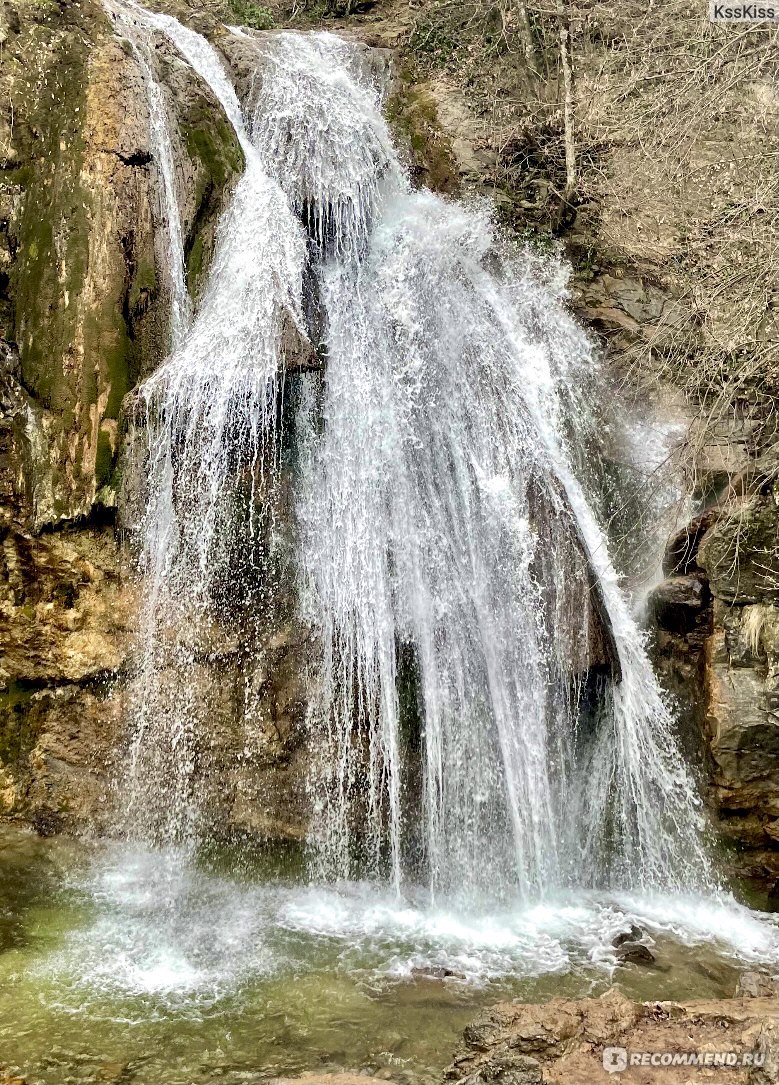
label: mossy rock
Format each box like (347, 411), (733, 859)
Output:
(385, 75), (459, 195)
(3, 0), (139, 520)
(181, 101), (244, 302)
(699, 496), (779, 605)
(0, 681), (40, 771)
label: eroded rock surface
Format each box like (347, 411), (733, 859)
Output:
(448, 990), (779, 1085)
(651, 467), (779, 884)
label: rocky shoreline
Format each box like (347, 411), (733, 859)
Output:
(264, 986), (779, 1085)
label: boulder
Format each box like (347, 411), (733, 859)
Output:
(648, 574), (708, 636)
(735, 971), (779, 998)
(614, 942), (656, 966)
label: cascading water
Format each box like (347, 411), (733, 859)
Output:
(248, 32), (711, 903)
(112, 0), (307, 845)
(14, 16), (774, 1080)
(105, 0), (192, 348)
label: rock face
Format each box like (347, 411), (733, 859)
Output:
(0, 0), (299, 837)
(448, 991), (779, 1085)
(1, 0), (244, 525)
(651, 455), (779, 884)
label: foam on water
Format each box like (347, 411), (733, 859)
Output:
(42, 850), (779, 1005)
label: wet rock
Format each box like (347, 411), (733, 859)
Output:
(268, 1075), (402, 1085)
(0, 0), (311, 844)
(410, 965), (466, 980)
(649, 574), (709, 635)
(698, 497), (779, 606)
(768, 878), (779, 912)
(614, 941), (656, 966)
(663, 508), (721, 576)
(0, 1069), (27, 1085)
(454, 1056), (543, 1085)
(612, 924), (643, 947)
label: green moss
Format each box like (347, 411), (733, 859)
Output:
(183, 115), (244, 192)
(94, 428), (115, 489)
(186, 232), (206, 299)
(385, 78), (459, 195)
(0, 682), (38, 767)
(128, 253), (157, 316)
(0, 0), (165, 520)
(182, 109), (243, 300)
(13, 30), (92, 410)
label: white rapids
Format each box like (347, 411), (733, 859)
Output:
(41, 847), (779, 1003)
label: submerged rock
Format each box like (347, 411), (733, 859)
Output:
(612, 924), (644, 947)
(614, 941), (656, 966)
(269, 1076), (402, 1085)
(410, 964), (466, 981)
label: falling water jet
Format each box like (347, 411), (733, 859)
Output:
(21, 14), (777, 1048)
(111, 0), (309, 849)
(245, 33), (716, 905)
(103, 0), (192, 348)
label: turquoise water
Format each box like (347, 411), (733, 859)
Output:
(1, 826), (778, 1084)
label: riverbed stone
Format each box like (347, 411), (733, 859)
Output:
(448, 992), (779, 1084)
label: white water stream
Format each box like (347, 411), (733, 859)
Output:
(255, 32), (710, 902)
(52, 2), (779, 1031)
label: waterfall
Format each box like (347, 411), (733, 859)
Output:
(247, 33), (712, 903)
(29, 9), (778, 1039)
(104, 0), (191, 348)
(111, 11), (709, 895)
(112, 1), (307, 845)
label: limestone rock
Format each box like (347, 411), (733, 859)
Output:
(698, 497), (779, 606)
(1, 0), (243, 526)
(448, 993), (779, 1084)
(657, 491), (779, 883)
(703, 604), (779, 860)
(735, 971), (779, 999)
